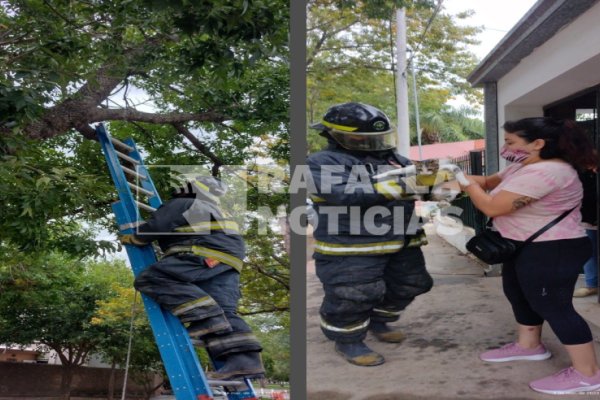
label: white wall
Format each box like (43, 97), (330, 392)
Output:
(494, 1), (600, 150)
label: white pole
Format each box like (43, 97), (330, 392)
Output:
(395, 8), (410, 158)
(121, 291), (137, 400)
(410, 62), (423, 160)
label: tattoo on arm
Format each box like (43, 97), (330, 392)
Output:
(512, 196), (535, 210)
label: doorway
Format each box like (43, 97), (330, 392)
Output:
(545, 86), (600, 302)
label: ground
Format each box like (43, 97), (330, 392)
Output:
(306, 224), (600, 400)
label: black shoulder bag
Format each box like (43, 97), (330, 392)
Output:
(466, 207), (575, 265)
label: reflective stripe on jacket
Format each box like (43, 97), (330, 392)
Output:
(307, 144), (425, 255)
(133, 196), (245, 266)
(163, 245), (244, 272)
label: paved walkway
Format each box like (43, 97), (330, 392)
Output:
(306, 224), (600, 400)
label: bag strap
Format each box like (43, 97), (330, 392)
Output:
(523, 207), (576, 244)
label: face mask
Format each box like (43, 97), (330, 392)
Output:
(500, 146), (530, 163)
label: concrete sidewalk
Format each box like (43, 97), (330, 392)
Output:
(306, 224), (600, 400)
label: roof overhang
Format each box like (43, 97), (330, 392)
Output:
(467, 0), (600, 86)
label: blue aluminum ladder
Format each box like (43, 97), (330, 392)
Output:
(96, 124), (258, 400)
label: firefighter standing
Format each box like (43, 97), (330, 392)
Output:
(120, 176), (264, 380)
(307, 102), (434, 366)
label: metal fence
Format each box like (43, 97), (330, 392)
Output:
(449, 150), (488, 234)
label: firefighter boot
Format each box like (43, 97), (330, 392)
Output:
(334, 341), (385, 366)
(209, 352), (266, 380)
(369, 321), (406, 343)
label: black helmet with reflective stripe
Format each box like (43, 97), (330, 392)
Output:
(173, 175), (227, 203)
(310, 102), (396, 151)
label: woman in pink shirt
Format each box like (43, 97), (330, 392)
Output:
(461, 117), (599, 395)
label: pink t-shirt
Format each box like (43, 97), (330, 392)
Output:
(490, 161), (585, 242)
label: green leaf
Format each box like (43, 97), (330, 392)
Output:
(19, 206), (33, 217)
(36, 176), (51, 188)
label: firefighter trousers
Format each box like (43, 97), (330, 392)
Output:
(134, 253), (262, 359)
(315, 247), (433, 343)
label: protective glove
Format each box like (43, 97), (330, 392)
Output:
(429, 183), (461, 202)
(416, 170), (455, 187)
(373, 160), (463, 199)
(372, 164), (416, 180)
(373, 176), (428, 199)
(373, 160), (455, 186)
(118, 234), (148, 246)
(438, 163), (471, 187)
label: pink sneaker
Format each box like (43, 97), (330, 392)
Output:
(529, 367), (600, 395)
(479, 342), (551, 362)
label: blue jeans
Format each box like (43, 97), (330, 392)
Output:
(583, 229), (598, 288)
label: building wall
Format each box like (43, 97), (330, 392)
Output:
(0, 350), (38, 363)
(0, 362), (161, 398)
(494, 0), (600, 153)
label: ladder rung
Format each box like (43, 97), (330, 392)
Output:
(109, 136), (135, 153)
(116, 151), (140, 165)
(122, 165), (147, 180)
(208, 379), (245, 387)
(136, 201), (156, 212)
(119, 221), (145, 231)
(128, 182), (155, 197)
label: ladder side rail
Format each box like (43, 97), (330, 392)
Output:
(223, 380), (258, 400)
(96, 124), (141, 221)
(122, 138), (163, 210)
(112, 135), (212, 395)
(97, 123), (214, 400)
(99, 125), (259, 400)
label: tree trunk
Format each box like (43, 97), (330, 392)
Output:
(146, 377), (165, 400)
(60, 365), (75, 400)
(107, 361), (116, 400)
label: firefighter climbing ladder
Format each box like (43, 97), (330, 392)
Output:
(96, 123), (258, 400)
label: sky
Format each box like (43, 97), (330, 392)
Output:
(440, 0), (539, 109)
(443, 0), (539, 61)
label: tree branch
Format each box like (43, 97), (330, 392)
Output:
(240, 306), (289, 316)
(92, 108), (226, 125)
(245, 262), (289, 290)
(5, 36), (168, 140)
(172, 123), (224, 174)
(74, 122), (98, 141)
(306, 31), (328, 68)
(307, 19), (360, 67)
(42, 0), (76, 26)
(270, 253), (289, 268)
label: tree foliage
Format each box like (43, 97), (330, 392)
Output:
(92, 283), (165, 399)
(307, 0), (484, 151)
(248, 313), (289, 382)
(0, 252), (135, 397)
(1, 0), (288, 139)
(0, 0), (290, 384)
(1, 0), (289, 242)
(0, 134), (117, 254)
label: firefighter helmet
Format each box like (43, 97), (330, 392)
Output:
(310, 102), (396, 151)
(174, 175), (227, 202)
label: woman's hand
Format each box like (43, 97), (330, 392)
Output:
(438, 163), (472, 187)
(459, 177), (478, 190)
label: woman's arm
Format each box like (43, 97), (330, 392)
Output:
(441, 163), (533, 217)
(464, 174), (502, 191)
(463, 183), (537, 217)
